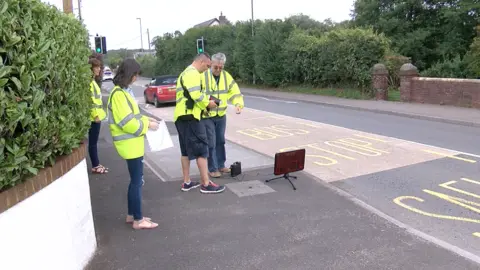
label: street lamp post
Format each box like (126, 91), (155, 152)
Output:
(77, 0), (82, 20)
(251, 0), (254, 37)
(251, 0), (256, 84)
(136, 18), (144, 52)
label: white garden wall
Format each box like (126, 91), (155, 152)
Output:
(0, 159), (96, 270)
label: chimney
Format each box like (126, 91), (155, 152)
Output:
(219, 12), (227, 24)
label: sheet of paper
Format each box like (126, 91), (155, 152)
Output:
(145, 120), (174, 152)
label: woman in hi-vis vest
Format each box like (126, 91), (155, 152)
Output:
(108, 59), (160, 230)
(88, 58), (108, 174)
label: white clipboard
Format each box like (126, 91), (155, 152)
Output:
(145, 120), (174, 152)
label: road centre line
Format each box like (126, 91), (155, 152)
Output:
(243, 107), (480, 160)
(246, 95), (298, 104)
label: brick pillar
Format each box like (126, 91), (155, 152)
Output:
(399, 63), (418, 102)
(372, 63), (389, 100)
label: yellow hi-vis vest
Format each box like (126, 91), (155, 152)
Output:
(200, 69), (244, 118)
(173, 65), (209, 122)
(107, 86), (149, 160)
(90, 80), (107, 122)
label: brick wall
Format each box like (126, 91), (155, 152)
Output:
(0, 142), (87, 213)
(371, 63), (480, 108)
(409, 77), (480, 108)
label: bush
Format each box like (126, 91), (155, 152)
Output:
(137, 54), (156, 78)
(383, 54), (411, 87)
(0, 0), (92, 190)
(253, 19), (294, 86)
(154, 16), (391, 89)
(465, 37), (480, 78)
(285, 27), (390, 88)
(420, 55), (471, 78)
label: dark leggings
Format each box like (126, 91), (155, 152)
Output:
(126, 156), (144, 221)
(88, 122), (101, 167)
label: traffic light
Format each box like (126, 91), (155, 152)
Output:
(101, 36), (107, 54)
(196, 37), (205, 54)
(94, 36), (107, 54)
(95, 36), (102, 53)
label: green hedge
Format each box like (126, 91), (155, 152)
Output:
(154, 17), (391, 89)
(465, 37), (480, 78)
(0, 0), (92, 190)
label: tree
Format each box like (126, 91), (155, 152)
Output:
(352, 0), (479, 70)
(152, 15), (390, 88)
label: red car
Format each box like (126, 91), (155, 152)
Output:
(143, 75), (178, 107)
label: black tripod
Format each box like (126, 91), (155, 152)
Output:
(265, 173), (297, 190)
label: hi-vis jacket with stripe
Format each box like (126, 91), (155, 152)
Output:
(90, 80), (107, 122)
(173, 65), (210, 122)
(200, 69), (244, 118)
(107, 86), (149, 159)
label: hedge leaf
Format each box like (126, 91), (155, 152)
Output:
(0, 0), (92, 190)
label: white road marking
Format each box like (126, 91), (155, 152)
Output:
(246, 95), (298, 104)
(144, 159), (166, 182)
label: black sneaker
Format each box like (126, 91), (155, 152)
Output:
(181, 181), (201, 191)
(200, 181), (226, 194)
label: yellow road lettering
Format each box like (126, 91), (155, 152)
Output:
(258, 127), (295, 137)
(325, 140), (383, 156)
(304, 143), (356, 160)
(310, 155), (338, 166)
(473, 232), (480, 237)
(337, 138), (389, 154)
(279, 146), (338, 166)
(393, 196), (480, 224)
(423, 150), (476, 163)
(423, 189), (480, 214)
(439, 181), (480, 199)
(237, 129), (278, 140)
(270, 125), (310, 135)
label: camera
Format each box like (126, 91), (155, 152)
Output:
(230, 161), (242, 177)
(206, 96), (221, 113)
(210, 96), (221, 106)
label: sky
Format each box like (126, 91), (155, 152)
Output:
(41, 0), (355, 50)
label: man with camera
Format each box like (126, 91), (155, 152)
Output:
(174, 53), (226, 194)
(201, 53), (245, 178)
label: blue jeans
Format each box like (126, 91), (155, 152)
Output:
(88, 122), (101, 167)
(204, 115), (227, 172)
(126, 156), (144, 221)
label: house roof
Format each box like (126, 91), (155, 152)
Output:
(193, 18), (219, 28)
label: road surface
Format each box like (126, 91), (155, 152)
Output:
(102, 80), (480, 265)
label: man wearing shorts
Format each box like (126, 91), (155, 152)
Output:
(174, 53), (226, 194)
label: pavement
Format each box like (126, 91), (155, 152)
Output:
(84, 80), (480, 269)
